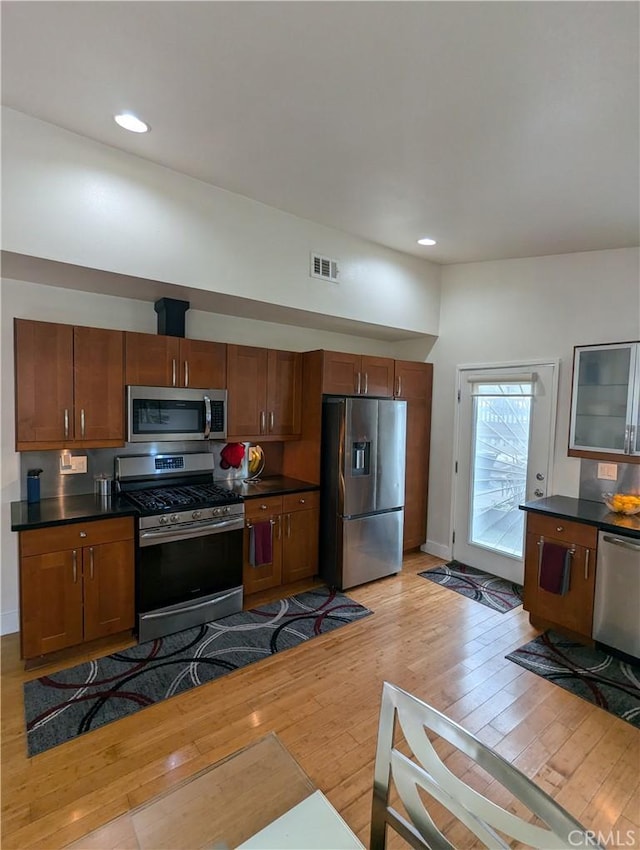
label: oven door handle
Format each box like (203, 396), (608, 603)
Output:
(139, 517), (244, 547)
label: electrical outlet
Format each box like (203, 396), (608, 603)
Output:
(597, 462), (618, 481)
(60, 455), (88, 475)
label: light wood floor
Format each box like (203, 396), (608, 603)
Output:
(2, 552), (639, 849)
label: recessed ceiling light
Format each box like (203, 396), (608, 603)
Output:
(417, 237), (437, 246)
(114, 113), (150, 133)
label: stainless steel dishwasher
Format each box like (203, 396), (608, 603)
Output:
(593, 530), (640, 660)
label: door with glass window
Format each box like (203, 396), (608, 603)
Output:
(452, 363), (557, 583)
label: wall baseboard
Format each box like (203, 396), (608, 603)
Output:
(421, 540), (451, 561)
(1, 610), (19, 637)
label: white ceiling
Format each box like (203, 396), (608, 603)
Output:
(2, 1), (638, 265)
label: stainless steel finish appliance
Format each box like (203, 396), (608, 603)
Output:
(320, 397), (407, 590)
(127, 386), (226, 443)
(116, 452), (244, 642)
(593, 529), (640, 660)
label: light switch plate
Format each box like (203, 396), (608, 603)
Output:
(60, 455), (88, 475)
(597, 462), (618, 481)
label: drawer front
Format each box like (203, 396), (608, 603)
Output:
(525, 512), (598, 549)
(244, 495), (283, 521)
(282, 491), (320, 513)
(20, 517), (135, 557)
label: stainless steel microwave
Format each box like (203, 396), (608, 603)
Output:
(127, 386), (227, 443)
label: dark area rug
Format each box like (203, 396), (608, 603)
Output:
(506, 631), (640, 728)
(418, 561), (523, 613)
(24, 587), (372, 757)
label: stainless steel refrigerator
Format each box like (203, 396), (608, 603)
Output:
(320, 396), (407, 590)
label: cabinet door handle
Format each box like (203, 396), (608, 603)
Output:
(80, 409), (85, 438)
(299, 498), (305, 505)
(556, 526), (564, 533)
(584, 548), (589, 580)
(630, 425), (636, 454)
(72, 549), (78, 583)
(89, 547), (94, 579)
(356, 372), (361, 395)
(269, 411), (274, 432)
(277, 515), (282, 540)
(624, 425), (631, 454)
(287, 513), (291, 537)
(364, 372), (368, 394)
(184, 361), (189, 387)
(260, 411), (266, 434)
(64, 408), (69, 438)
(79, 531), (87, 538)
(172, 358), (177, 387)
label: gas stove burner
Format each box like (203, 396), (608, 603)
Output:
(124, 482), (242, 514)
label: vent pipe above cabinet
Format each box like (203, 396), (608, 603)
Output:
(154, 298), (190, 337)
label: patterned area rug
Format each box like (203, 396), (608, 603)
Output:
(24, 587), (372, 757)
(506, 631), (640, 728)
(418, 561), (523, 613)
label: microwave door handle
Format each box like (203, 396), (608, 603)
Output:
(203, 395), (212, 439)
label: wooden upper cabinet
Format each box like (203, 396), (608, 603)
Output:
(322, 351), (361, 395)
(394, 360), (433, 401)
(227, 345), (269, 438)
(124, 332), (180, 387)
(15, 319), (74, 447)
(181, 338), (227, 389)
(227, 344), (301, 440)
(124, 332), (226, 389)
(267, 350), (302, 437)
(15, 319), (124, 450)
(73, 326), (124, 443)
(361, 356), (394, 397)
(321, 351), (394, 397)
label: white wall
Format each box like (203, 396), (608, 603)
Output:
(425, 247), (640, 559)
(0, 277), (432, 635)
(2, 107), (441, 338)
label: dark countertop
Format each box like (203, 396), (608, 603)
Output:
(10, 476), (319, 532)
(11, 494), (138, 532)
(520, 495), (640, 540)
(226, 476), (319, 499)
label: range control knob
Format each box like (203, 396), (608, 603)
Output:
(223, 506), (230, 515)
(170, 514), (179, 523)
(192, 510), (202, 520)
(213, 507), (222, 516)
(159, 516), (169, 525)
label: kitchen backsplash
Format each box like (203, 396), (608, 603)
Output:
(579, 459), (640, 502)
(19, 441), (252, 500)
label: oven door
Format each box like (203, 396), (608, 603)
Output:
(137, 518), (243, 642)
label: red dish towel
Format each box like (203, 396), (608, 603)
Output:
(539, 542), (571, 595)
(250, 521), (273, 567)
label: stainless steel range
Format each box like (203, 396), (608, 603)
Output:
(115, 452), (245, 643)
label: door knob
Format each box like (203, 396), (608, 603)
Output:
(536, 473), (545, 481)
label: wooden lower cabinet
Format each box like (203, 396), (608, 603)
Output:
(523, 512), (598, 640)
(243, 492), (319, 595)
(281, 492), (319, 584)
(19, 517), (135, 660)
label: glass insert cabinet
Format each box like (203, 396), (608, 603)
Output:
(569, 342), (640, 461)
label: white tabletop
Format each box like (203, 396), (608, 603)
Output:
(236, 790), (365, 850)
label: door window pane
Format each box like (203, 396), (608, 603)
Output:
(470, 384), (532, 557)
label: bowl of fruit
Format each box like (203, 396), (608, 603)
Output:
(603, 493), (640, 515)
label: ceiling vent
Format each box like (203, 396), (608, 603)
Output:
(310, 253), (339, 283)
